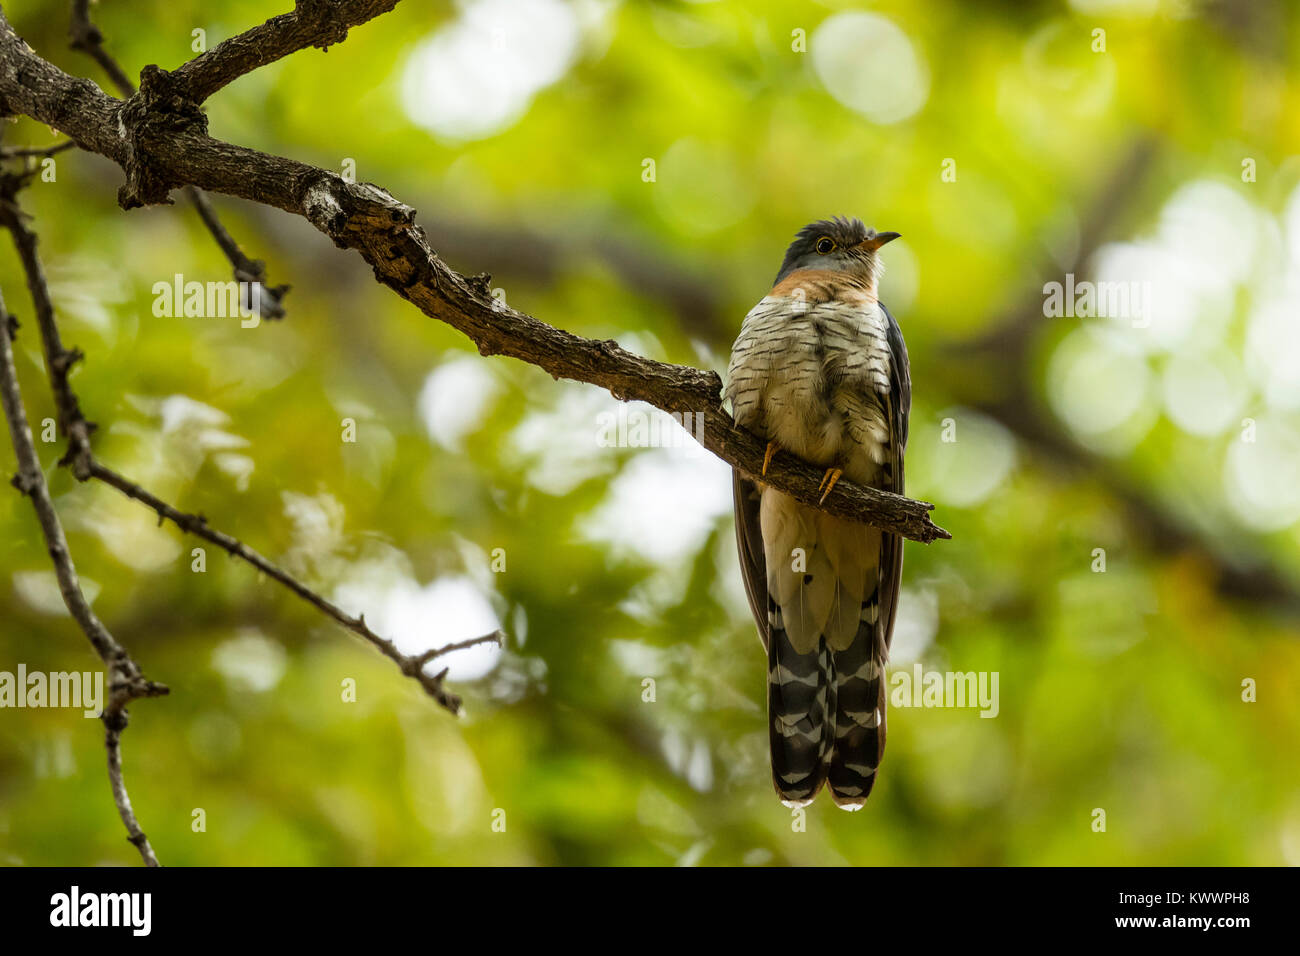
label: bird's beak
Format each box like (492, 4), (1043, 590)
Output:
(860, 231), (901, 252)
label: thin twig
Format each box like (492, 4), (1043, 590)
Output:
(0, 139), (76, 159)
(67, 0), (288, 318)
(67, 0), (134, 94)
(105, 720), (160, 867)
(90, 461), (502, 714)
(0, 289), (166, 867)
(0, 169), (492, 713)
(0, 170), (96, 477)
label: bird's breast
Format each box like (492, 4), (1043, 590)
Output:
(726, 294), (892, 482)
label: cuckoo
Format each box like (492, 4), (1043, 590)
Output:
(725, 216), (910, 810)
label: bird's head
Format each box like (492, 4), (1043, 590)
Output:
(773, 216), (900, 290)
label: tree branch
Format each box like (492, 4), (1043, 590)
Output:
(88, 461), (502, 714)
(0, 168), (96, 477)
(0, 165), (497, 714)
(66, 0), (288, 318)
(0, 288), (166, 867)
(67, 0), (133, 94)
(0, 8), (950, 543)
(171, 0), (401, 103)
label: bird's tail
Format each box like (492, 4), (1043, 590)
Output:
(767, 597), (834, 807)
(827, 591), (887, 810)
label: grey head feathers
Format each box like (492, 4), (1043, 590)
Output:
(773, 216), (898, 287)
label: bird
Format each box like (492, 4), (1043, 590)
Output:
(724, 216), (910, 810)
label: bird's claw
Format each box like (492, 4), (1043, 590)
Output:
(817, 467), (843, 504)
(762, 441), (779, 477)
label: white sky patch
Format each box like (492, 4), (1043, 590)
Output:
(1223, 416), (1300, 532)
(887, 587), (939, 666)
(418, 356), (502, 451)
(580, 447), (733, 566)
(155, 394), (232, 437)
(1090, 181), (1264, 357)
(1286, 180), (1300, 273)
(400, 0), (580, 141)
(334, 568), (503, 681)
(1089, 241), (1205, 355)
(1246, 282), (1300, 412)
(711, 533), (751, 622)
(211, 630), (288, 694)
(812, 13), (929, 125)
(13, 571), (99, 616)
(44, 255), (132, 340)
(506, 382), (622, 496)
(1048, 328), (1151, 438)
(65, 493), (182, 573)
(1158, 181), (1261, 281)
(1161, 351), (1247, 437)
(926, 410), (1017, 509)
(608, 638), (671, 677)
(660, 729), (714, 793)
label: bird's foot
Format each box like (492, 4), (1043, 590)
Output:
(762, 441), (779, 477)
(817, 467), (843, 504)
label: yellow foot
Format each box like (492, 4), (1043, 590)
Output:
(762, 441), (779, 477)
(818, 467), (843, 504)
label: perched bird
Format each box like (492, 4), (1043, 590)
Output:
(725, 217), (910, 810)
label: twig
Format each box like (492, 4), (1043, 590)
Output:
(0, 170), (96, 477)
(0, 9), (950, 543)
(67, 0), (134, 94)
(0, 288), (166, 866)
(0, 169), (493, 713)
(89, 461), (502, 714)
(67, 0), (288, 318)
(0, 139), (76, 159)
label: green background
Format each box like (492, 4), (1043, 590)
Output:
(1, 0), (1298, 865)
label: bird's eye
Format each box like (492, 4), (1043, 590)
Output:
(815, 236), (835, 254)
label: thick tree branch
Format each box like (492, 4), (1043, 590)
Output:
(66, 0), (288, 318)
(0, 8), (950, 543)
(171, 0), (401, 103)
(0, 288), (166, 866)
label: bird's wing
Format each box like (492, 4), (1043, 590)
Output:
(877, 301), (911, 650)
(732, 469), (769, 653)
(826, 299), (910, 808)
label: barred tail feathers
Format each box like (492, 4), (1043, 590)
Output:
(827, 592), (886, 809)
(766, 598), (833, 807)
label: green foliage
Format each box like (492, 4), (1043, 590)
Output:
(0, 0), (1297, 865)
